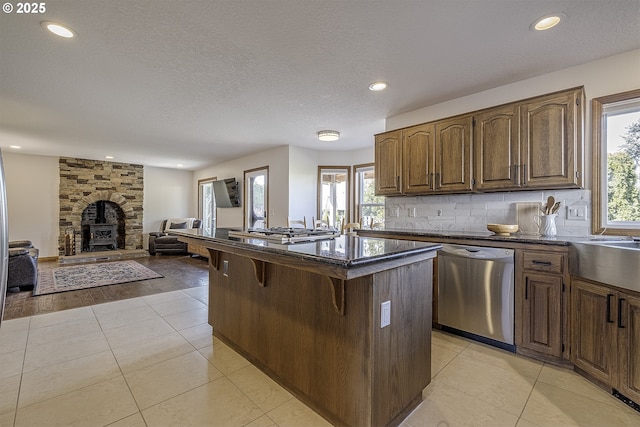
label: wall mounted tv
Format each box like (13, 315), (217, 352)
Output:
(213, 178), (241, 208)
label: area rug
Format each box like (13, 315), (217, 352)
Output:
(33, 260), (163, 296)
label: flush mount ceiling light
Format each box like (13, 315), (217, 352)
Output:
(317, 130), (340, 142)
(369, 81), (389, 91)
(105, 155), (114, 160)
(41, 21), (76, 38)
(530, 12), (566, 31)
(9, 145), (21, 149)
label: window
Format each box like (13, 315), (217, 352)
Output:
(244, 167), (268, 229)
(198, 177), (216, 234)
(317, 166), (350, 229)
(592, 89), (640, 236)
(354, 164), (385, 228)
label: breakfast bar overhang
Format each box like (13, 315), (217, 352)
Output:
(174, 229), (441, 427)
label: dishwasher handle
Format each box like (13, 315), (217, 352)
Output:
(439, 244), (514, 262)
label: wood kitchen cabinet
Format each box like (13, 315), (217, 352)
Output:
(475, 87), (584, 191)
(572, 277), (640, 404)
(375, 115), (472, 195)
(516, 249), (568, 360)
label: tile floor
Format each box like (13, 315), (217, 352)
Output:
(1, 286), (639, 427)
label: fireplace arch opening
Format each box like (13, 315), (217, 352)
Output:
(81, 200), (125, 252)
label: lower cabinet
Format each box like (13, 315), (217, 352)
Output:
(516, 249), (567, 359)
(572, 277), (640, 404)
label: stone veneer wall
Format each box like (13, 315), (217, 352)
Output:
(58, 157), (144, 255)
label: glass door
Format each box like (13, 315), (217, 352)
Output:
(317, 166), (350, 230)
(198, 178), (216, 233)
(244, 167), (268, 229)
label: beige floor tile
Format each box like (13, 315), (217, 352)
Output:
(149, 297), (207, 317)
(182, 286), (209, 301)
(0, 374), (20, 416)
(95, 304), (161, 331)
(124, 350), (223, 409)
(28, 306), (95, 330)
(142, 377), (264, 427)
(18, 350), (121, 408)
(433, 353), (536, 416)
(406, 380), (519, 427)
(0, 348), (25, 380)
(431, 330), (471, 353)
(0, 411), (15, 427)
(521, 381), (640, 426)
(104, 316), (174, 349)
(15, 376), (138, 427)
(27, 316), (102, 347)
(106, 412), (147, 427)
(0, 317), (30, 333)
(142, 290), (191, 305)
(536, 363), (618, 406)
(91, 297), (149, 317)
(0, 324), (29, 356)
(267, 397), (333, 427)
(22, 331), (110, 372)
(515, 418), (542, 427)
(461, 342), (543, 380)
(243, 414), (277, 427)
(227, 365), (293, 412)
(162, 306), (208, 331)
(178, 323), (214, 349)
(111, 331), (195, 374)
(430, 342), (458, 378)
(198, 339), (251, 375)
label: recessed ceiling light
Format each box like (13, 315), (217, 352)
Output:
(530, 13), (566, 31)
(369, 81), (389, 91)
(105, 155), (114, 160)
(9, 145), (21, 149)
(317, 130), (340, 142)
(41, 21), (76, 38)
(177, 164), (184, 168)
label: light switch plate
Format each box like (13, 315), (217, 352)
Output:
(381, 300), (391, 328)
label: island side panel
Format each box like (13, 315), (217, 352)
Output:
(371, 260), (433, 427)
(208, 251), (375, 427)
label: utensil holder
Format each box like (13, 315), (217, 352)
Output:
(534, 214), (558, 237)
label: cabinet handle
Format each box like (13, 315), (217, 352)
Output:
(396, 176), (400, 189)
(513, 164), (518, 184)
(430, 172), (434, 189)
(618, 298), (626, 329)
(606, 294), (614, 323)
(436, 172), (441, 190)
(532, 260), (552, 266)
(525, 277), (529, 300)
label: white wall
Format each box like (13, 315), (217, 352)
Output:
(2, 152), (196, 256)
(3, 152), (59, 256)
(194, 146), (290, 228)
(383, 49), (640, 236)
(143, 166), (195, 246)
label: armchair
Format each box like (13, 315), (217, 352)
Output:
(148, 218), (202, 255)
(7, 240), (39, 292)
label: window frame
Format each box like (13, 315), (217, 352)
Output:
(591, 88), (640, 237)
(243, 166), (269, 229)
(198, 176), (217, 233)
(353, 163), (385, 228)
(317, 166), (351, 229)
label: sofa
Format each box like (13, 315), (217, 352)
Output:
(148, 218), (202, 255)
(7, 240), (39, 292)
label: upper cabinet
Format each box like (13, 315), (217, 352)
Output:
(375, 87), (585, 196)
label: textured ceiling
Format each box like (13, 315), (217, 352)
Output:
(1, 0), (639, 169)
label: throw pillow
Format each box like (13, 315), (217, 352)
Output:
(169, 222), (187, 229)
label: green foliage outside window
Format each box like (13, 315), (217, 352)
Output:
(608, 119), (640, 222)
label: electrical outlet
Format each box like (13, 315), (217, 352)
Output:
(381, 301), (391, 328)
(437, 209), (443, 216)
(409, 207), (416, 217)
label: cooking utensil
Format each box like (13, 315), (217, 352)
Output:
(546, 196), (555, 214)
(551, 201), (561, 214)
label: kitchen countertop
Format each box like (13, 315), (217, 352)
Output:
(170, 228), (442, 268)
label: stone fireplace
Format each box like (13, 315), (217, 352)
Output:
(58, 157), (144, 256)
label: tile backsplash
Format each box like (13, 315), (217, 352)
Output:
(385, 189), (592, 237)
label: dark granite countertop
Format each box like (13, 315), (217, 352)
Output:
(170, 228), (442, 268)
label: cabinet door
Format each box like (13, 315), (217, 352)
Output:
(617, 293), (640, 404)
(571, 278), (617, 386)
(434, 115), (473, 192)
(520, 88), (583, 189)
(521, 272), (562, 357)
(474, 104), (520, 191)
(375, 130), (403, 195)
(403, 124), (435, 194)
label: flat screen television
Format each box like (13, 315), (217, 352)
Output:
(213, 178), (240, 208)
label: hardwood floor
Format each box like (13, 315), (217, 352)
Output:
(3, 255), (209, 320)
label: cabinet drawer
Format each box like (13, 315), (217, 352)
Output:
(522, 252), (564, 274)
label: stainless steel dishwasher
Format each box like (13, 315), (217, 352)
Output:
(437, 244), (515, 350)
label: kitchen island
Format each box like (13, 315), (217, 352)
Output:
(173, 228), (441, 427)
